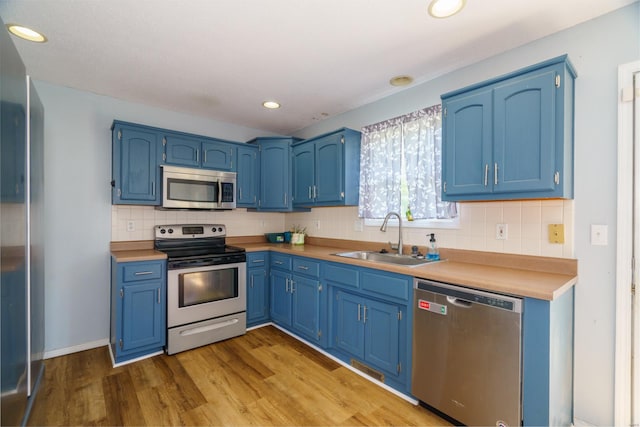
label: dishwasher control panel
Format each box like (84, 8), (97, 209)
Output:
(415, 279), (521, 313)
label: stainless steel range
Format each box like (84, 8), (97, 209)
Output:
(154, 224), (246, 355)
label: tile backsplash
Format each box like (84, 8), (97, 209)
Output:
(113, 199), (574, 258)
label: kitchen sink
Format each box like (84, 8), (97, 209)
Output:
(332, 251), (438, 267)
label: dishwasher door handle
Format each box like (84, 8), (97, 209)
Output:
(446, 296), (473, 308)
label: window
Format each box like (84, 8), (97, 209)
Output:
(358, 105), (457, 226)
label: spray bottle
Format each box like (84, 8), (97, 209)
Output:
(427, 233), (440, 261)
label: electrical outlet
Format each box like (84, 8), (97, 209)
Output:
(496, 223), (507, 240)
(126, 221), (135, 232)
(549, 224), (565, 244)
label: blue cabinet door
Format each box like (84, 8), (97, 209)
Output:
(291, 274), (320, 341)
(315, 134), (344, 203)
(247, 267), (268, 325)
(121, 281), (164, 351)
(259, 140), (291, 210)
(202, 140), (235, 171)
(442, 56), (575, 201)
(114, 125), (162, 204)
(442, 89), (493, 198)
(334, 291), (365, 359)
(270, 269), (291, 326)
(237, 145), (259, 207)
(364, 298), (400, 376)
(292, 142), (314, 205)
(493, 69), (555, 194)
(164, 134), (201, 168)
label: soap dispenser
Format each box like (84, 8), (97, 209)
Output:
(427, 233), (440, 261)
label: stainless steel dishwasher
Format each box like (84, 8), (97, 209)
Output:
(412, 279), (522, 427)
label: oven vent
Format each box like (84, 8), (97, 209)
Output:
(351, 359), (385, 383)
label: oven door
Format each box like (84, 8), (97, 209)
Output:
(167, 261), (246, 328)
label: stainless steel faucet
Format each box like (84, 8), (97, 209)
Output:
(380, 212), (403, 255)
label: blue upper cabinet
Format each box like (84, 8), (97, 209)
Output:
(164, 134), (235, 171)
(112, 122), (162, 205)
(202, 140), (235, 170)
(237, 144), (259, 208)
(292, 128), (361, 207)
(249, 137), (306, 212)
(442, 55), (576, 201)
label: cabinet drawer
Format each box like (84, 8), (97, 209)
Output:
(247, 252), (268, 267)
(122, 261), (164, 282)
(292, 257), (320, 277)
(360, 270), (409, 301)
(324, 263), (359, 288)
(271, 253), (292, 270)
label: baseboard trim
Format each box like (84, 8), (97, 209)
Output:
(573, 417), (596, 426)
(266, 323), (418, 405)
(108, 344), (164, 368)
(43, 338), (109, 359)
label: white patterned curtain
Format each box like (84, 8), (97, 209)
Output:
(358, 105), (457, 220)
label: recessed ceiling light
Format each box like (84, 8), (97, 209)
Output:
(390, 75), (414, 87)
(6, 24), (47, 43)
(428, 0), (466, 18)
(262, 101), (280, 109)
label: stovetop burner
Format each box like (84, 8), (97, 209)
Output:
(154, 224), (246, 269)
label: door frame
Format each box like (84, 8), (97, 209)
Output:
(615, 59), (640, 427)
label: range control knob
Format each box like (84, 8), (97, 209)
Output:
(160, 228), (166, 234)
(218, 227), (223, 232)
(168, 228), (174, 234)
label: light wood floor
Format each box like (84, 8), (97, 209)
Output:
(28, 326), (450, 426)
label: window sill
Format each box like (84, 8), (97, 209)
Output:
(364, 217), (460, 229)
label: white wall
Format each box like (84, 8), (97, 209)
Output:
(35, 81), (282, 354)
(292, 5), (639, 425)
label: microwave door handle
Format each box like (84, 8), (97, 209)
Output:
(217, 180), (222, 207)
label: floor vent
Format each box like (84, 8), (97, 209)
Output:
(351, 359), (385, 383)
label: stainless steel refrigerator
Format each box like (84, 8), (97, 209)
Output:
(1, 16), (45, 426)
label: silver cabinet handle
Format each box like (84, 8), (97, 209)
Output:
(484, 164), (489, 186)
(157, 288), (161, 304)
(308, 186), (312, 199)
(285, 278), (289, 293)
(204, 149), (207, 163)
(297, 265), (309, 270)
(151, 181), (155, 196)
(250, 275), (254, 288)
(363, 305), (367, 323)
(275, 260), (283, 265)
(134, 271), (153, 276)
(239, 187), (243, 200)
(252, 259), (265, 263)
(290, 280), (295, 293)
(284, 192), (288, 206)
(494, 163), (498, 185)
(196, 150), (199, 163)
(357, 304), (361, 321)
(313, 185), (317, 199)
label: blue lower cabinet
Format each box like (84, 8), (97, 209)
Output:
(111, 258), (166, 364)
(333, 289), (403, 379)
(269, 254), (325, 345)
(246, 252), (269, 327)
(522, 289), (574, 426)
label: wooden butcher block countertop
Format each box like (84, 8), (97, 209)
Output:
(234, 236), (577, 301)
(110, 236), (577, 301)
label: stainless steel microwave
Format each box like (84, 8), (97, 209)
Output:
(161, 165), (236, 210)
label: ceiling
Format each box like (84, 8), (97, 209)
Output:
(0, 0), (636, 135)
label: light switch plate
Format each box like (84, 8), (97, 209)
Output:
(591, 224), (608, 246)
(548, 224), (564, 244)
